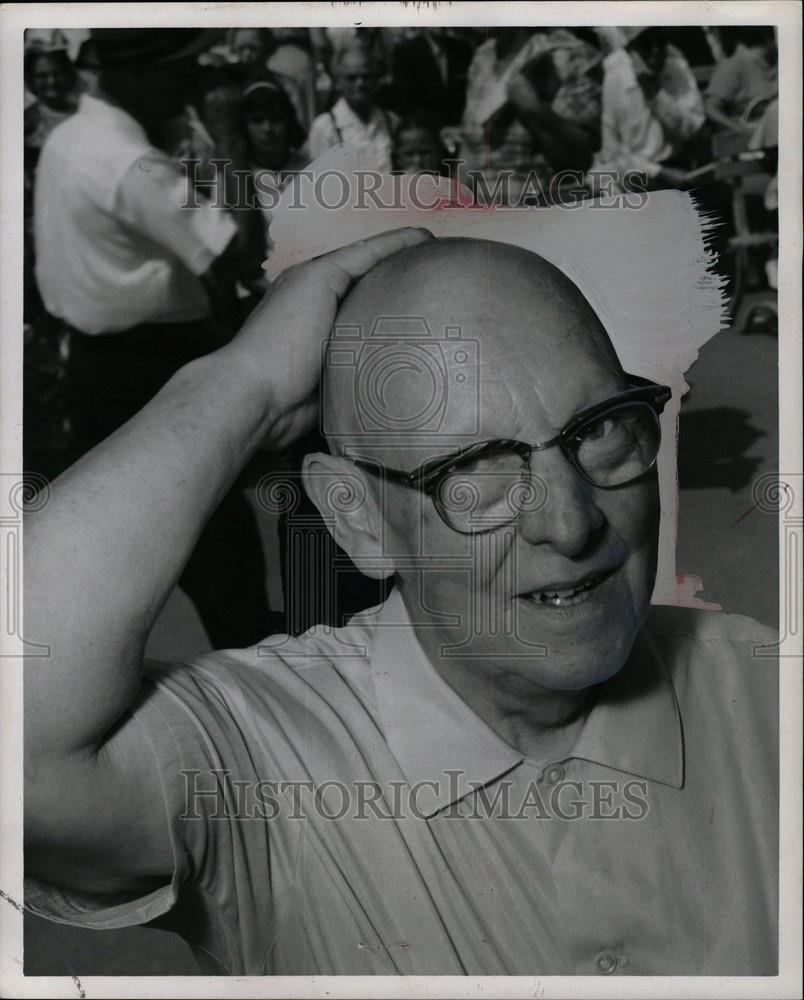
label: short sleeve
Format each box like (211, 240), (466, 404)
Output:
(24, 658), (279, 947)
(117, 155), (237, 276)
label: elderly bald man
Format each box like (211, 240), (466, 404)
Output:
(25, 231), (777, 976)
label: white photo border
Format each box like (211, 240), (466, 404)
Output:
(1, 3), (801, 998)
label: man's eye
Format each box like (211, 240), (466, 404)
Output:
(580, 416), (619, 442)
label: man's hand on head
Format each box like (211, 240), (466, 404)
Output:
(222, 227), (434, 451)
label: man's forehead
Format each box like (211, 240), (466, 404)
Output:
(325, 238), (624, 459)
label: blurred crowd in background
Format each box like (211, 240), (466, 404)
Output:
(22, 24), (780, 644)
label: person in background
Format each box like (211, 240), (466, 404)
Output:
(230, 27), (272, 70)
(24, 45), (83, 152)
(23, 39), (84, 480)
(240, 78), (308, 260)
(308, 42), (398, 171)
(33, 28), (272, 649)
(591, 26), (705, 191)
(459, 27), (554, 203)
(748, 96), (779, 296)
(392, 110), (450, 176)
(505, 30), (603, 184)
(74, 36), (102, 95)
(265, 27), (317, 131)
(244, 79), (308, 174)
(321, 25), (391, 70)
(705, 26), (778, 134)
(389, 28), (474, 125)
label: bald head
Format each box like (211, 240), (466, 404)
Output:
(322, 238), (624, 462)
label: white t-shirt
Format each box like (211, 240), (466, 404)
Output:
(34, 95), (237, 335)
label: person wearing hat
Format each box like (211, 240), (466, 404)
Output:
(23, 29), (86, 153)
(33, 28), (272, 649)
(590, 26), (705, 191)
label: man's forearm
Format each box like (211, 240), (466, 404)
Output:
(704, 95), (746, 133)
(515, 106), (598, 171)
(25, 346), (275, 758)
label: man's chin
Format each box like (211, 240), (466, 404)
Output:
(497, 615), (640, 690)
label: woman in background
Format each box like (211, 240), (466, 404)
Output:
(242, 78), (308, 261)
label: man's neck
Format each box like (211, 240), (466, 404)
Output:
(344, 98), (374, 124)
(434, 649), (595, 762)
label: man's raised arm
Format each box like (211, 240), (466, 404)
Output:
(24, 228), (433, 892)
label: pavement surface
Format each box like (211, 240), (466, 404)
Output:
(24, 313), (781, 976)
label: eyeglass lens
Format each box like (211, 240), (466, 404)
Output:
(433, 402), (661, 532)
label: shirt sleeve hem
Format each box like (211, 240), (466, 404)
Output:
(24, 877), (178, 931)
(23, 667), (196, 931)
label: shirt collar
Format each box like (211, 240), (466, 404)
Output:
(569, 625), (684, 789)
(366, 589), (522, 817)
(332, 96), (385, 134)
(366, 589), (684, 817)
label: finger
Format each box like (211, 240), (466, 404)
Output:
(312, 226), (434, 282)
(289, 227), (433, 304)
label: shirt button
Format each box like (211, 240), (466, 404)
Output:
(596, 950), (617, 974)
(545, 764), (566, 785)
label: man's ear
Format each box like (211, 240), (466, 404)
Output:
(301, 452), (395, 581)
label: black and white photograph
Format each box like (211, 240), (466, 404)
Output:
(0, 2), (801, 996)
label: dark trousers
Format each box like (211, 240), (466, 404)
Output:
(65, 320), (272, 649)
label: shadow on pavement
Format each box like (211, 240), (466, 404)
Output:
(678, 407), (765, 492)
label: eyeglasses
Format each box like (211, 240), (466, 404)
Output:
(350, 382), (672, 535)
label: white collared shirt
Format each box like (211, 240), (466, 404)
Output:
(27, 590), (778, 975)
(34, 95), (236, 334)
(308, 96), (397, 172)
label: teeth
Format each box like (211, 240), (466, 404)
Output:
(526, 576), (602, 606)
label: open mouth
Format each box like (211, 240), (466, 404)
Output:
(519, 568), (616, 609)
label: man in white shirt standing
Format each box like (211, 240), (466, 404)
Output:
(33, 28), (272, 649)
(308, 42), (398, 171)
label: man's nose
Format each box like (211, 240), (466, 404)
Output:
(516, 450), (604, 556)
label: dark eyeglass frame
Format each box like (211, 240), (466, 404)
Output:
(350, 381), (672, 516)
